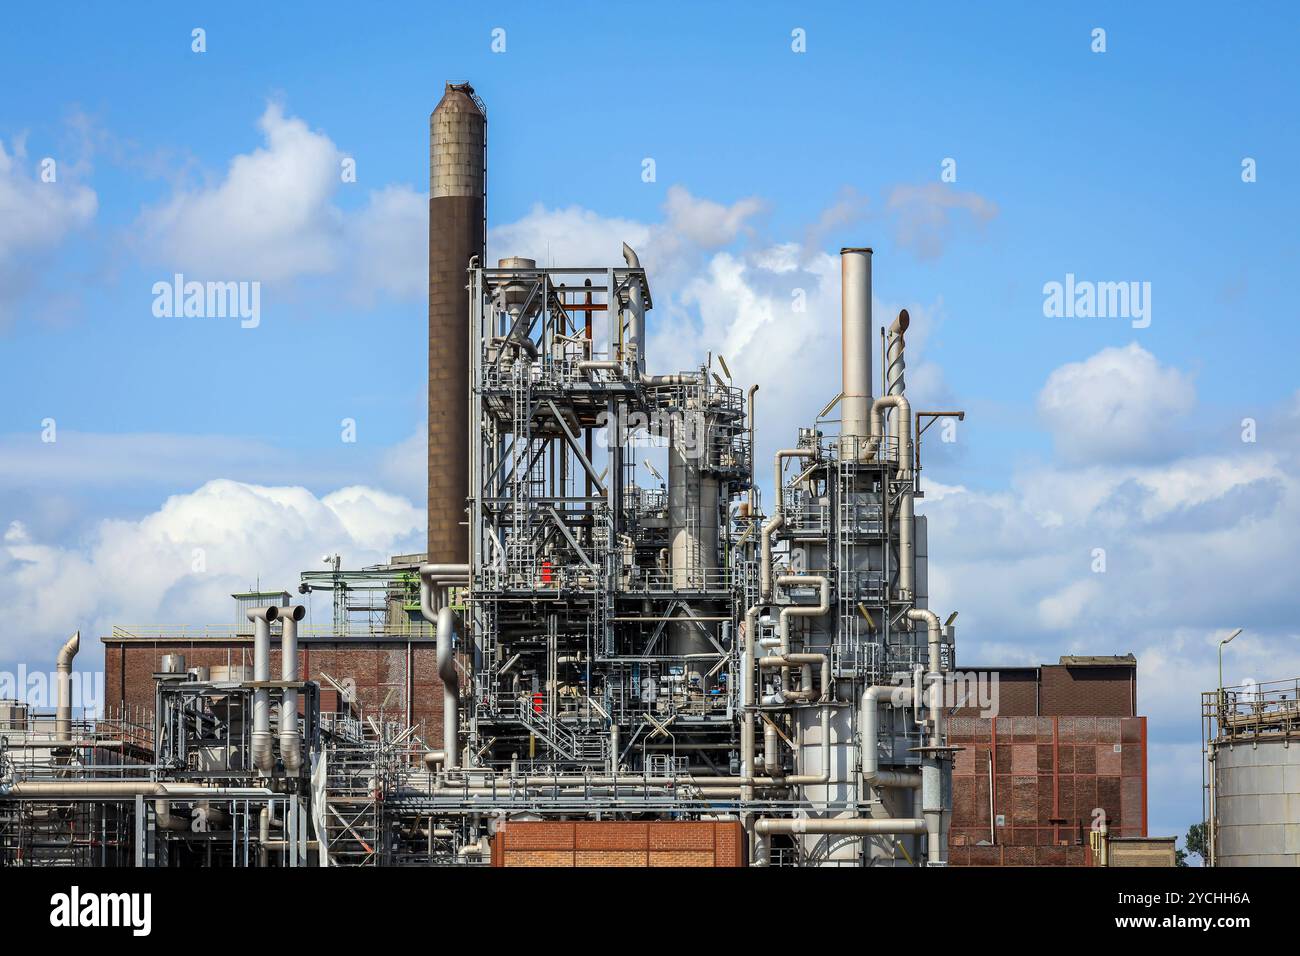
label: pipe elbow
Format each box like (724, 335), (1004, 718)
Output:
(436, 606), (460, 689)
(621, 242), (641, 268)
(56, 630), (80, 670)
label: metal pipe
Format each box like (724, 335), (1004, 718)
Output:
(436, 605), (461, 768)
(773, 449), (810, 517)
(246, 605), (281, 773)
(860, 685), (922, 790)
(886, 309), (909, 401)
(622, 242), (645, 374)
(3, 782), (273, 798)
(279, 604), (306, 774)
(906, 607), (948, 863)
(747, 385), (759, 510)
(55, 630), (79, 742)
(840, 247), (873, 460)
(773, 574), (830, 698)
(868, 394), (914, 599)
(759, 514), (784, 603)
(754, 817), (925, 836)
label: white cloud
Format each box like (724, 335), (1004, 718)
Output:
(137, 103), (343, 282)
(0, 135), (98, 325)
(0, 480), (422, 665)
(885, 183), (997, 260)
(1038, 343), (1196, 464)
(134, 102), (426, 304)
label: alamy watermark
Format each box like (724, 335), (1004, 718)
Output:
(152, 274), (261, 328)
(0, 666), (103, 713)
(1042, 273), (1151, 329)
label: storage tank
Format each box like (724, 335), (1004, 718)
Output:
(1207, 678), (1300, 866)
(1213, 738), (1300, 866)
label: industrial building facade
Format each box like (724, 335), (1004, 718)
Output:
(947, 656), (1148, 866)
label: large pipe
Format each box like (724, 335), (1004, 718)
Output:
(436, 606), (461, 768)
(419, 565), (466, 767)
(754, 817), (925, 836)
(860, 685), (922, 790)
(622, 242), (646, 374)
(907, 607), (948, 862)
(429, 82), (485, 568)
(868, 394), (914, 599)
(279, 604), (306, 774)
(246, 605), (280, 774)
(55, 630), (79, 741)
(840, 248), (873, 460)
(886, 309), (909, 399)
(3, 782), (272, 798)
(773, 574), (830, 699)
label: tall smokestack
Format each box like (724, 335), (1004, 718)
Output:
(428, 83), (485, 564)
(840, 247), (873, 459)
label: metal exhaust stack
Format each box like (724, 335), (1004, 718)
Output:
(840, 247), (873, 459)
(429, 82), (486, 566)
(246, 605), (280, 773)
(55, 630), (80, 741)
(279, 604), (307, 773)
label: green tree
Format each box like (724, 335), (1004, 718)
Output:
(1181, 822), (1208, 866)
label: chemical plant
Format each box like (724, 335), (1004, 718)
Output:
(2, 80), (1035, 869)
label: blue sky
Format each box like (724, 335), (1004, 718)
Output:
(3, 1), (1299, 849)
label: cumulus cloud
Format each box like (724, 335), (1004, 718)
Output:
(922, 376), (1300, 843)
(0, 480), (423, 666)
(134, 102), (423, 303)
(885, 183), (997, 260)
(0, 134), (98, 325)
(1037, 343), (1196, 464)
(490, 189), (952, 493)
(137, 103), (342, 282)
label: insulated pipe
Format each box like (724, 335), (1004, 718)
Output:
(759, 515), (784, 602)
(246, 606), (280, 774)
(747, 385), (759, 510)
(907, 607), (948, 862)
(259, 802), (283, 866)
(773, 449), (811, 517)
(622, 243), (646, 374)
(868, 394), (914, 599)
(419, 562), (469, 614)
(860, 685), (922, 790)
(279, 604), (306, 774)
(155, 799), (189, 832)
(774, 574), (830, 697)
(906, 608), (945, 679)
(840, 248), (873, 460)
(436, 606), (461, 768)
(55, 630), (79, 742)
(3, 782), (273, 798)
(754, 817), (925, 836)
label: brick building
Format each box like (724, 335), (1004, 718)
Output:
(946, 655), (1146, 866)
(491, 820), (743, 867)
(103, 630), (445, 742)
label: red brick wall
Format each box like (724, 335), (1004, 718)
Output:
(947, 715), (1147, 866)
(491, 821), (743, 867)
(949, 666), (1136, 718)
(1039, 665), (1135, 717)
(103, 639), (444, 742)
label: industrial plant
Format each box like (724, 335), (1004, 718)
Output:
(0, 81), (1214, 871)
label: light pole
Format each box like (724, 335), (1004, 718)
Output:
(1210, 627), (1243, 868)
(1219, 628), (1242, 697)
